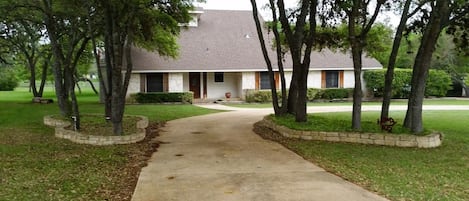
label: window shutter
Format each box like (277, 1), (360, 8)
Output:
(255, 72), (260, 90)
(140, 74), (146, 92)
(275, 72), (280, 89)
(321, 71), (326, 88)
(339, 71), (344, 88)
(163, 73), (169, 92)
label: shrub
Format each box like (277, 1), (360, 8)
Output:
(364, 69), (452, 98)
(0, 68), (19, 91)
(133, 92), (193, 104)
(307, 88), (322, 101)
(319, 88), (353, 100)
(245, 90), (273, 103)
(425, 70), (452, 97)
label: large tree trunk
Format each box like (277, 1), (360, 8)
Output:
(351, 45), (363, 130)
(404, 0), (450, 133)
(43, 1), (71, 117)
(295, 63), (309, 122)
(349, 2), (362, 130)
(347, 0), (383, 130)
(28, 57), (39, 97)
(287, 71), (299, 114)
(103, 5), (114, 120)
(48, 36), (71, 116)
(277, 0), (314, 119)
(38, 54), (51, 97)
(381, 0), (412, 120)
(111, 37), (125, 135)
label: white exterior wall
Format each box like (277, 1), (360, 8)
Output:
(307, 71), (322, 88)
(343, 70), (355, 88)
(284, 72), (292, 89)
(182, 73), (189, 92)
(241, 72), (256, 89)
(125, 69), (372, 99)
(207, 72), (240, 99)
(168, 73), (184, 92)
(237, 74), (243, 99)
(126, 74), (141, 97)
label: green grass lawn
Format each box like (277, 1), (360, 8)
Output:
(0, 88), (219, 200)
(270, 113), (418, 134)
(225, 98), (469, 108)
(273, 111), (469, 201)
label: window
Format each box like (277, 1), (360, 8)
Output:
(325, 71), (339, 88)
(147, 73), (163, 92)
(260, 72), (271, 89)
(214, 72), (224, 82)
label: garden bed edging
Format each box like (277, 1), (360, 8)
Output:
(255, 116), (442, 148)
(44, 115), (148, 145)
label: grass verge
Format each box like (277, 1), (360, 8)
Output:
(0, 90), (219, 200)
(261, 111), (469, 201)
(270, 113), (418, 134)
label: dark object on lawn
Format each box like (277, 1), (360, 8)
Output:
(32, 97), (54, 104)
(377, 117), (396, 133)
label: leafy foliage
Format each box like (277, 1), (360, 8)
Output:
(306, 88), (322, 101)
(319, 88), (353, 100)
(364, 69), (452, 98)
(425, 70), (453, 97)
(0, 67), (19, 91)
(133, 92), (193, 104)
(246, 88), (353, 103)
(245, 90), (276, 103)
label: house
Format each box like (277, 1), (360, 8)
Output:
(127, 8), (382, 100)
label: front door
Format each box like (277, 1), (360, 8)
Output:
(189, 72), (201, 99)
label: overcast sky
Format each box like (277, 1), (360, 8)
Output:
(196, 0), (399, 27)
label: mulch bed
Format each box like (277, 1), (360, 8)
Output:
(99, 122), (164, 201)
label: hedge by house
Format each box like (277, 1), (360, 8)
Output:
(364, 69), (452, 98)
(245, 88), (353, 103)
(315, 88), (353, 100)
(245, 90), (275, 103)
(132, 92), (193, 104)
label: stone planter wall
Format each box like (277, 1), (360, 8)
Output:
(256, 117), (442, 148)
(44, 115), (148, 145)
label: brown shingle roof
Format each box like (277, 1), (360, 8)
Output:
(131, 9), (382, 73)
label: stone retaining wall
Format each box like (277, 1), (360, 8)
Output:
(256, 117), (442, 148)
(44, 115), (148, 145)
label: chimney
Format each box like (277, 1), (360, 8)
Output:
(180, 7), (204, 27)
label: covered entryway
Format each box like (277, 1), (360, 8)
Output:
(189, 72), (201, 99)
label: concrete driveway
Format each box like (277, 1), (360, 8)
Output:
(131, 105), (395, 201)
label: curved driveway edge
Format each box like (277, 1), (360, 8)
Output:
(131, 108), (390, 201)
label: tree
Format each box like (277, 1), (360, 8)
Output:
(0, 20), (51, 98)
(279, 0), (318, 122)
(404, 0), (469, 133)
(250, 0), (288, 116)
(251, 0), (319, 121)
(328, 0), (387, 130)
(39, 0), (93, 130)
(96, 0), (194, 134)
(380, 0), (423, 120)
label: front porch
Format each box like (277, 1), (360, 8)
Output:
(128, 72), (245, 100)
